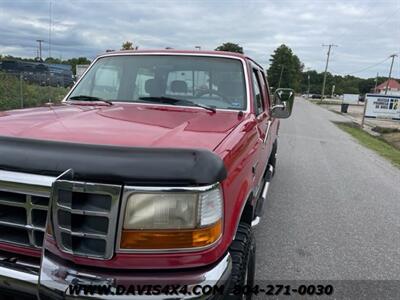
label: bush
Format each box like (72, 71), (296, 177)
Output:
(0, 72), (68, 111)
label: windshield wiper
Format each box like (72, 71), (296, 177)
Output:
(68, 95), (113, 105)
(138, 96), (216, 113)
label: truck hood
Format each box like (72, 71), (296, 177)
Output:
(0, 103), (243, 151)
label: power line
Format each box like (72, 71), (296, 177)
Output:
(373, 7), (400, 31)
(346, 57), (391, 75)
(327, 56), (393, 77)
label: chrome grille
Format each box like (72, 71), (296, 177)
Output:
(0, 170), (54, 249)
(52, 180), (121, 260)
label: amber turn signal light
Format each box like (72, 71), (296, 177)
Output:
(120, 220), (222, 250)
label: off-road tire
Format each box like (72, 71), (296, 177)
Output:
(228, 223), (256, 300)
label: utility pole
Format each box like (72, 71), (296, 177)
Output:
(36, 39), (44, 61)
(321, 44), (338, 101)
(374, 72), (379, 93)
(278, 65), (284, 88)
(384, 54), (397, 95)
(19, 73), (23, 108)
(48, 0), (53, 103)
(48, 0), (52, 59)
(305, 67), (311, 99)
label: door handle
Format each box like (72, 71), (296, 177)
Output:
(263, 120), (272, 144)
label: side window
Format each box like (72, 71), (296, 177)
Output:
(252, 69), (264, 115)
(259, 70), (271, 108)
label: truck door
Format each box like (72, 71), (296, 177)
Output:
(251, 68), (270, 195)
(258, 69), (273, 159)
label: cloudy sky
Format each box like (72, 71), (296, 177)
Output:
(0, 0), (399, 78)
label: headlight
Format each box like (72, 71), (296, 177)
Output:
(119, 185), (223, 250)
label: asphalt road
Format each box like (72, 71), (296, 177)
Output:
(254, 98), (400, 285)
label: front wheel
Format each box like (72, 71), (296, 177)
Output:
(228, 223), (256, 300)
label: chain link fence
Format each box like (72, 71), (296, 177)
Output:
(0, 71), (69, 111)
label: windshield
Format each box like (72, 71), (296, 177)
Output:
(68, 55), (247, 110)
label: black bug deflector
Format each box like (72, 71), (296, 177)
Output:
(0, 136), (227, 185)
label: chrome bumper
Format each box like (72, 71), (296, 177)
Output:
(0, 258), (39, 297)
(0, 252), (231, 299)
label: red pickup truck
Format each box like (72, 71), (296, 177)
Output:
(0, 50), (294, 299)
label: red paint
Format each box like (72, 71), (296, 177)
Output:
(0, 51), (279, 270)
(0, 242), (41, 257)
(0, 104), (242, 151)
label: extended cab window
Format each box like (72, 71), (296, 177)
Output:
(252, 69), (264, 115)
(68, 55), (247, 111)
(166, 70), (211, 97)
(134, 67), (155, 98)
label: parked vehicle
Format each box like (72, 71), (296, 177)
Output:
(0, 60), (73, 87)
(0, 50), (294, 299)
(311, 94), (322, 99)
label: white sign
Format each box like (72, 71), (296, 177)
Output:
(365, 94), (400, 120)
(343, 94), (359, 104)
(76, 64), (90, 79)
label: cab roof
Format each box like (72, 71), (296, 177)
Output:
(98, 49), (264, 70)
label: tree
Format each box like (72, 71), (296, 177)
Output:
(44, 57), (63, 64)
(65, 57), (91, 75)
(121, 41), (137, 50)
(215, 42), (243, 54)
(267, 44), (304, 91)
(358, 78), (378, 94)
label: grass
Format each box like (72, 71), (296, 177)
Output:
(372, 126), (400, 134)
(309, 99), (342, 105)
(309, 99), (364, 106)
(0, 72), (68, 111)
(335, 122), (400, 168)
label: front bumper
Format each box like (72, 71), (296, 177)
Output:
(0, 251), (231, 299)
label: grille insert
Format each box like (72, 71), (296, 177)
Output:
(0, 190), (26, 203)
(34, 231), (45, 247)
(0, 170), (54, 250)
(31, 195), (49, 206)
(0, 224), (30, 245)
(32, 209), (47, 228)
(0, 204), (27, 225)
(52, 181), (121, 260)
(58, 211), (109, 235)
(0, 189), (50, 248)
(61, 233), (107, 257)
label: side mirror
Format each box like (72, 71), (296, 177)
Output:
(271, 88), (295, 118)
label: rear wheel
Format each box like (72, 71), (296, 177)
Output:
(228, 223), (256, 300)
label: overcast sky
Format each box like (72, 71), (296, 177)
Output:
(0, 0), (399, 78)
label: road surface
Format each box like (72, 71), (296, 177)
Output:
(255, 98), (400, 285)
